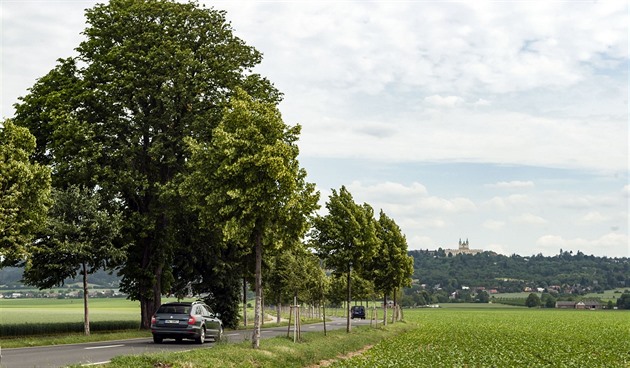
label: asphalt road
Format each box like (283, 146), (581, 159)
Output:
(1, 317), (373, 368)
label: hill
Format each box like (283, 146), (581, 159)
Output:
(0, 267), (120, 290)
(407, 249), (629, 294)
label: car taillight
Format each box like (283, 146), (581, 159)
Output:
(151, 316), (156, 325)
(188, 316), (196, 325)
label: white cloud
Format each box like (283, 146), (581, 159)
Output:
(402, 217), (448, 230)
(485, 195), (530, 210)
(486, 181), (535, 190)
(348, 181), (427, 202)
(512, 213), (547, 225)
(485, 243), (510, 255)
(408, 235), (437, 250)
(580, 211), (608, 223)
(2, 1), (628, 258)
(535, 233), (629, 257)
(474, 98), (491, 107)
(483, 220), (505, 230)
(418, 197), (477, 213)
(424, 95), (464, 108)
(348, 181), (476, 214)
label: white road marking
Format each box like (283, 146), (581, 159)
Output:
(81, 361), (111, 366)
(84, 345), (124, 350)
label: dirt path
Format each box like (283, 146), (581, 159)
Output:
(306, 344), (373, 367)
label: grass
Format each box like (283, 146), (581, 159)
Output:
(0, 330), (151, 348)
(0, 298), (329, 345)
(84, 323), (413, 368)
(583, 288), (629, 301)
(69, 305), (630, 368)
(0, 298), (141, 323)
(327, 307), (630, 367)
(4, 301), (629, 367)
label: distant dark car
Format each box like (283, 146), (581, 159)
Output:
(151, 301), (223, 344)
(350, 305), (365, 319)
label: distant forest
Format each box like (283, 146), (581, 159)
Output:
(0, 267), (119, 289)
(408, 249), (629, 294)
(3, 250), (628, 298)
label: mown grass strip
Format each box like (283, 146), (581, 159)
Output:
(79, 323), (413, 368)
(1, 330), (151, 348)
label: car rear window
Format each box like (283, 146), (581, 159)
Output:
(158, 305), (191, 314)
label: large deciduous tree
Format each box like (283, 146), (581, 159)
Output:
(370, 210), (413, 325)
(13, 0), (279, 328)
(311, 186), (379, 332)
(22, 185), (124, 335)
(0, 120), (51, 266)
(184, 88), (319, 348)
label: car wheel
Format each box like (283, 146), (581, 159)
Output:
(195, 327), (206, 344)
(153, 335), (163, 344)
(215, 326), (223, 342)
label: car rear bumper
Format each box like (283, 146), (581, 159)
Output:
(151, 326), (202, 339)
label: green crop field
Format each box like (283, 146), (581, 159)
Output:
(329, 307), (630, 367)
(0, 298), (141, 324)
(0, 298), (144, 337)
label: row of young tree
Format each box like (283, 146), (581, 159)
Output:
(0, 0), (412, 348)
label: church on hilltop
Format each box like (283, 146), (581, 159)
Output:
(444, 238), (482, 255)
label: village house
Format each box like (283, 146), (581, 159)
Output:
(555, 300), (602, 310)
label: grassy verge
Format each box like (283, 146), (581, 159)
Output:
(0, 318), (325, 348)
(79, 323), (413, 368)
(1, 330), (151, 348)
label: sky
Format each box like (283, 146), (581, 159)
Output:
(1, 1), (628, 258)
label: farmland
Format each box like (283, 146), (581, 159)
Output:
(329, 306), (630, 367)
(0, 298), (142, 338)
(0, 297), (140, 323)
(2, 301), (629, 367)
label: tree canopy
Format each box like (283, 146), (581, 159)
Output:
(311, 186), (379, 332)
(370, 210), (414, 324)
(13, 0), (279, 328)
(22, 185), (124, 335)
(0, 120), (51, 266)
(183, 88), (319, 348)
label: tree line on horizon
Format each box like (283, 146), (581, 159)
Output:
(402, 249), (629, 307)
(0, 0), (413, 348)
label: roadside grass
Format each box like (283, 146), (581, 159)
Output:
(84, 323), (413, 368)
(1, 330), (151, 348)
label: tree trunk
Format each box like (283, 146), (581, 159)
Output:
(251, 230), (263, 348)
(139, 238), (162, 329)
(322, 300), (327, 336)
(243, 277), (248, 327)
(392, 288), (398, 324)
(383, 293), (388, 326)
(346, 269), (352, 333)
(82, 262), (90, 336)
(276, 300), (281, 324)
